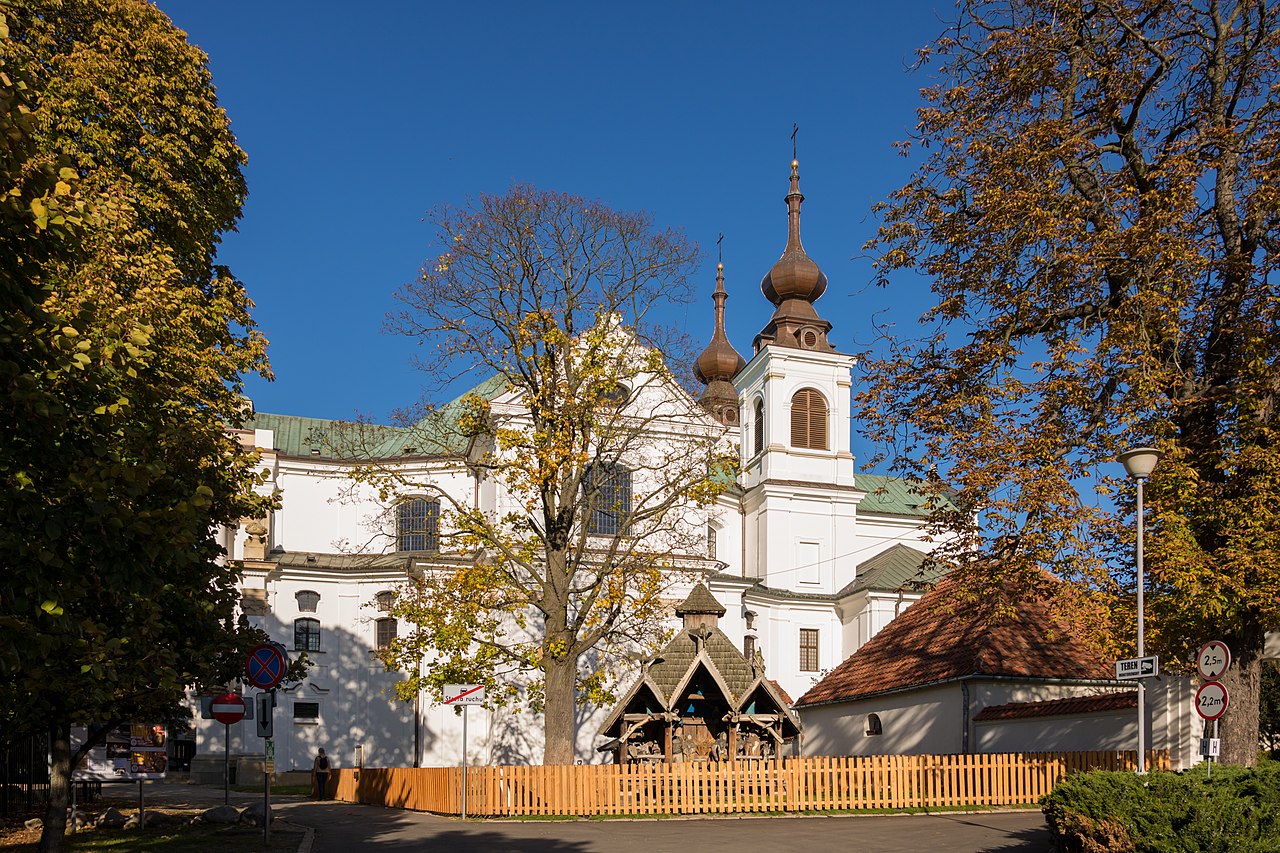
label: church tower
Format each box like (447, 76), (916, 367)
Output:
(694, 261), (747, 427)
(735, 158), (858, 593)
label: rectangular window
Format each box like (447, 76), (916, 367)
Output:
(293, 702), (320, 722)
(707, 524), (717, 559)
(585, 463), (631, 536)
(799, 628), (819, 672)
(396, 498), (440, 552)
(743, 635), (756, 660)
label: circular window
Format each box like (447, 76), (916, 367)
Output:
(801, 329), (819, 349)
(725, 408), (738, 424)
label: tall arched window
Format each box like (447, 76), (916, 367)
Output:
(375, 617), (398, 649)
(585, 462), (632, 536)
(294, 617), (321, 652)
(753, 398), (765, 456)
(396, 498), (440, 552)
(790, 389), (828, 450)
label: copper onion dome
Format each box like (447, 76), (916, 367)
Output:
(753, 159), (835, 354)
(694, 262), (747, 384)
(760, 160), (828, 304)
(695, 262), (746, 427)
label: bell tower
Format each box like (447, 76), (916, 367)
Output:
(736, 158), (858, 593)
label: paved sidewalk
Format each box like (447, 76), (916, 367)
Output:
(134, 782), (1053, 853)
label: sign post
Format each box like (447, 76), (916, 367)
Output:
(1195, 641), (1231, 779)
(210, 694), (246, 805)
(443, 684), (485, 820)
(245, 644), (287, 844)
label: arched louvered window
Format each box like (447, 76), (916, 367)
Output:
(396, 498), (440, 552)
(790, 389), (828, 450)
(752, 398), (765, 456)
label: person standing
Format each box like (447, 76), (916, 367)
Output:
(312, 748), (331, 799)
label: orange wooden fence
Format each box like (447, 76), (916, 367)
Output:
(332, 750), (1168, 817)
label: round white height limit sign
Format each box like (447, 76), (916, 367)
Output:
(1195, 681), (1229, 721)
(1196, 641), (1232, 680)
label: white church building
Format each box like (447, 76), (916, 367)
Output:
(196, 161), (953, 774)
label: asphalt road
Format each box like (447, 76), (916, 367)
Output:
(139, 782), (1054, 853)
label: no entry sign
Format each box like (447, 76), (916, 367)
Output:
(210, 693), (246, 725)
(245, 643), (287, 690)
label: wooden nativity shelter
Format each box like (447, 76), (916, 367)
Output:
(597, 584), (801, 764)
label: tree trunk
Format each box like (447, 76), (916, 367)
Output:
(38, 722), (70, 853)
(1219, 630), (1265, 767)
(542, 654), (577, 765)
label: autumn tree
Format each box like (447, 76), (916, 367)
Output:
(364, 185), (733, 765)
(862, 0), (1280, 765)
(0, 2), (280, 846)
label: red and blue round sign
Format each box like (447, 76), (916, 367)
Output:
(245, 643), (287, 690)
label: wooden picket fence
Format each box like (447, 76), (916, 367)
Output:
(332, 750), (1168, 817)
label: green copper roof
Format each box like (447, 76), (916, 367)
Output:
(856, 473), (949, 518)
(245, 375), (511, 460)
(839, 544), (950, 596)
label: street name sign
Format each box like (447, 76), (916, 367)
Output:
(1196, 641), (1231, 680)
(443, 684), (486, 705)
(1115, 656), (1159, 680)
(1195, 681), (1229, 721)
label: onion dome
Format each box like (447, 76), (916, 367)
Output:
(753, 159), (835, 354)
(694, 261), (747, 427)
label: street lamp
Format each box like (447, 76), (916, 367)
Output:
(1119, 446), (1162, 774)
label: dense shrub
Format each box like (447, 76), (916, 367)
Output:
(1041, 763), (1280, 853)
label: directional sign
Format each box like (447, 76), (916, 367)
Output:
(1196, 641), (1232, 680)
(210, 693), (246, 725)
(1195, 680), (1229, 721)
(443, 683), (486, 705)
(245, 643), (287, 690)
(256, 692), (275, 738)
(1116, 656), (1159, 680)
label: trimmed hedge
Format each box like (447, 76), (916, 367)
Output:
(1041, 762), (1280, 853)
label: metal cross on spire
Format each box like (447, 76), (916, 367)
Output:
(717, 232), (724, 265)
(791, 123), (799, 161)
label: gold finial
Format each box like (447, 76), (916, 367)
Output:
(717, 261), (724, 271)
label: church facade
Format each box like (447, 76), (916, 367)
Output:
(194, 160), (946, 774)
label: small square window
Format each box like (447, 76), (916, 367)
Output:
(296, 590), (320, 613)
(374, 591), (395, 612)
(294, 702), (320, 722)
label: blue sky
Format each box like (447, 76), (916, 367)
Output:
(157, 2), (950, 463)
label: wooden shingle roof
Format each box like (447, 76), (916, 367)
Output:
(795, 573), (1113, 708)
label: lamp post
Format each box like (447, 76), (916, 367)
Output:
(1119, 447), (1161, 774)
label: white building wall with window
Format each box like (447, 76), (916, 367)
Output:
(194, 161), (953, 772)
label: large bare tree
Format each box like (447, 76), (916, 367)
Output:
(362, 185), (734, 764)
(862, 0), (1280, 764)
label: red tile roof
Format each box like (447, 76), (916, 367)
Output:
(795, 573), (1113, 707)
(769, 679), (793, 706)
(973, 691), (1137, 722)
